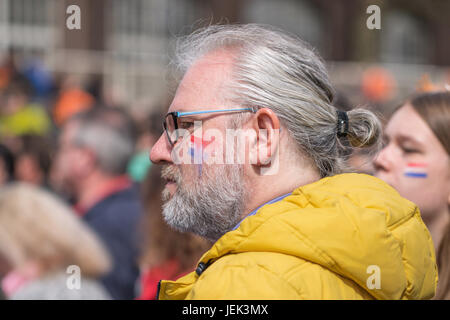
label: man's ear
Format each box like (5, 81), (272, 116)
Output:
(249, 108), (281, 168)
(75, 148), (96, 176)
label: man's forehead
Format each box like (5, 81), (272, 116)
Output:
(169, 49), (237, 113)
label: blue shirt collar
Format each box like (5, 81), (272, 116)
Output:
(232, 192), (291, 231)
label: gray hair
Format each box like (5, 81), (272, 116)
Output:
(70, 107), (136, 175)
(173, 24), (382, 177)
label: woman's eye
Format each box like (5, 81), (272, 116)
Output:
(402, 147), (419, 154)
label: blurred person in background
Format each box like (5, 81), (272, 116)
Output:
(0, 144), (15, 186)
(0, 51), (29, 93)
(14, 135), (53, 188)
(22, 57), (54, 104)
(52, 75), (94, 127)
(150, 24), (436, 300)
(51, 106), (142, 300)
(0, 183), (111, 299)
(127, 112), (163, 183)
(0, 53), (15, 91)
(374, 91), (450, 299)
(0, 80), (51, 138)
(137, 166), (211, 300)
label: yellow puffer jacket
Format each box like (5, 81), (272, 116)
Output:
(157, 173), (438, 300)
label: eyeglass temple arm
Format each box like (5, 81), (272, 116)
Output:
(176, 107), (257, 117)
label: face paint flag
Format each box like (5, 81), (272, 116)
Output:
(189, 135), (202, 164)
(189, 135), (215, 162)
(403, 163), (427, 178)
(189, 135), (216, 176)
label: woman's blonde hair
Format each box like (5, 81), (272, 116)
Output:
(0, 183), (111, 277)
(436, 223), (450, 299)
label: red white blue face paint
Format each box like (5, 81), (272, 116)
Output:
(403, 163), (428, 178)
(189, 134), (216, 176)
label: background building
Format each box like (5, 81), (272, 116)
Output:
(0, 0), (449, 113)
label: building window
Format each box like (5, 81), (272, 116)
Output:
(380, 11), (431, 64)
(241, 0), (323, 51)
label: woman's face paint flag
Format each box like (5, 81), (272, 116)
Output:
(403, 163), (428, 178)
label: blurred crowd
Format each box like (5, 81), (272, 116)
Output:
(0, 48), (448, 299)
(0, 52), (211, 300)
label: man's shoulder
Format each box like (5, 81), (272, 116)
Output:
(84, 184), (142, 222)
(98, 183), (141, 208)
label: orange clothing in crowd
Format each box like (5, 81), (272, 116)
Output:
(53, 88), (94, 126)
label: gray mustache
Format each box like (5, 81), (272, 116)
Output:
(161, 165), (181, 184)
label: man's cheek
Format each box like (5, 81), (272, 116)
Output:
(201, 129), (224, 165)
(178, 163), (198, 184)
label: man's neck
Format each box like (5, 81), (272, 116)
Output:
(76, 172), (131, 213)
(242, 165), (320, 219)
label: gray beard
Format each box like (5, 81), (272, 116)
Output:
(162, 164), (246, 242)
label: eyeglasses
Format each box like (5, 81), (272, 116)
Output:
(163, 107), (257, 146)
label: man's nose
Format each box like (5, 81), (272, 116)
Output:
(150, 134), (172, 164)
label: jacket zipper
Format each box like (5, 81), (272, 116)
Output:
(156, 259), (213, 300)
(155, 280), (162, 300)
